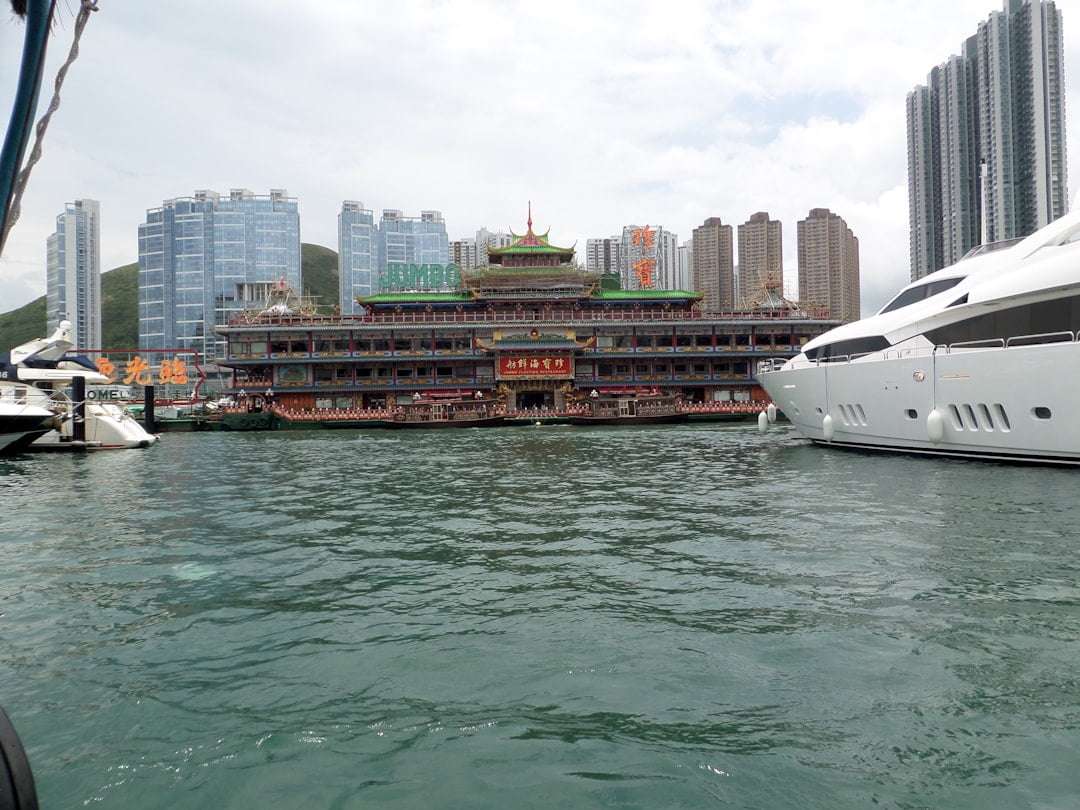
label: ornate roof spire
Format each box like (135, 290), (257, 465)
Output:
(527, 200), (532, 233)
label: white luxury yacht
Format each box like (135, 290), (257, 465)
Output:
(758, 205), (1080, 465)
(1, 321), (158, 452)
(0, 395), (57, 454)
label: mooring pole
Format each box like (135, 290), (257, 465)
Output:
(144, 384), (156, 433)
(72, 376), (86, 442)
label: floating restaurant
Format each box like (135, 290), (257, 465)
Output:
(218, 212), (840, 412)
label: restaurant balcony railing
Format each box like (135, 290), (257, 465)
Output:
(238, 374), (758, 394)
(226, 305), (833, 329)
(225, 345), (801, 363)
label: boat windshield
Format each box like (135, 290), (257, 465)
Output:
(959, 237), (1024, 260)
(879, 276), (966, 315)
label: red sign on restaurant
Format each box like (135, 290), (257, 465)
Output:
(496, 355), (574, 379)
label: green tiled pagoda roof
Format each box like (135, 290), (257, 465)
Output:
(488, 206), (574, 255)
(360, 292), (472, 304)
(487, 242), (571, 255)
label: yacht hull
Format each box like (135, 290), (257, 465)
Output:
(761, 342), (1080, 465)
(32, 403), (158, 450)
(0, 415), (56, 455)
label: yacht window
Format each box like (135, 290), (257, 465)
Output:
(925, 293), (1080, 347)
(880, 277), (965, 314)
(804, 336), (890, 362)
(1055, 224), (1080, 246)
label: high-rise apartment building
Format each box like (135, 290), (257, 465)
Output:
(585, 236), (621, 274)
(138, 189), (301, 359)
(476, 227), (512, 266)
(907, 0), (1068, 280)
(46, 198), (101, 349)
(691, 218), (735, 311)
(797, 208), (861, 323)
(619, 225), (679, 290)
(450, 238), (481, 270)
(339, 201), (376, 315)
(737, 212), (783, 307)
(677, 240), (693, 291)
(377, 209), (449, 282)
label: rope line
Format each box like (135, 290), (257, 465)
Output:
(0, 0), (98, 251)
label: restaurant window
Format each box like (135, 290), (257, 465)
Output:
(675, 334), (693, 347)
(695, 335), (712, 347)
(437, 366), (453, 377)
(356, 367), (372, 379)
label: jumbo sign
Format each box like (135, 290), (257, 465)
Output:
(377, 262), (462, 292)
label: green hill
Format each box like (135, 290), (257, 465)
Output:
(300, 243), (340, 310)
(0, 294), (46, 353)
(0, 243), (339, 352)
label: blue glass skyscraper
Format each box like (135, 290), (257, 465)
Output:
(338, 201), (376, 316)
(46, 198), (101, 349)
(376, 209), (449, 285)
(138, 189), (301, 359)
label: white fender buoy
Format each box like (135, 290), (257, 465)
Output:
(822, 413), (835, 441)
(757, 411), (768, 434)
(927, 408), (944, 443)
(766, 403), (777, 424)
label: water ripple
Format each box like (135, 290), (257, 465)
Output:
(1, 425), (1079, 808)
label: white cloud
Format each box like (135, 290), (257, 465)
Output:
(0, 0), (1077, 317)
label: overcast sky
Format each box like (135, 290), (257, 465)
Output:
(1, 0), (1077, 314)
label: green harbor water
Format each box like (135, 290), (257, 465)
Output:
(1, 425), (1079, 808)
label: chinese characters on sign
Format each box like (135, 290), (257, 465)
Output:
(631, 226), (655, 249)
(496, 355), (574, 380)
(94, 355), (190, 387)
(631, 226), (657, 290)
(158, 358), (188, 385)
(632, 258), (655, 289)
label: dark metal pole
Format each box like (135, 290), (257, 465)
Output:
(71, 376), (86, 442)
(0, 0), (55, 254)
(143, 384), (155, 433)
